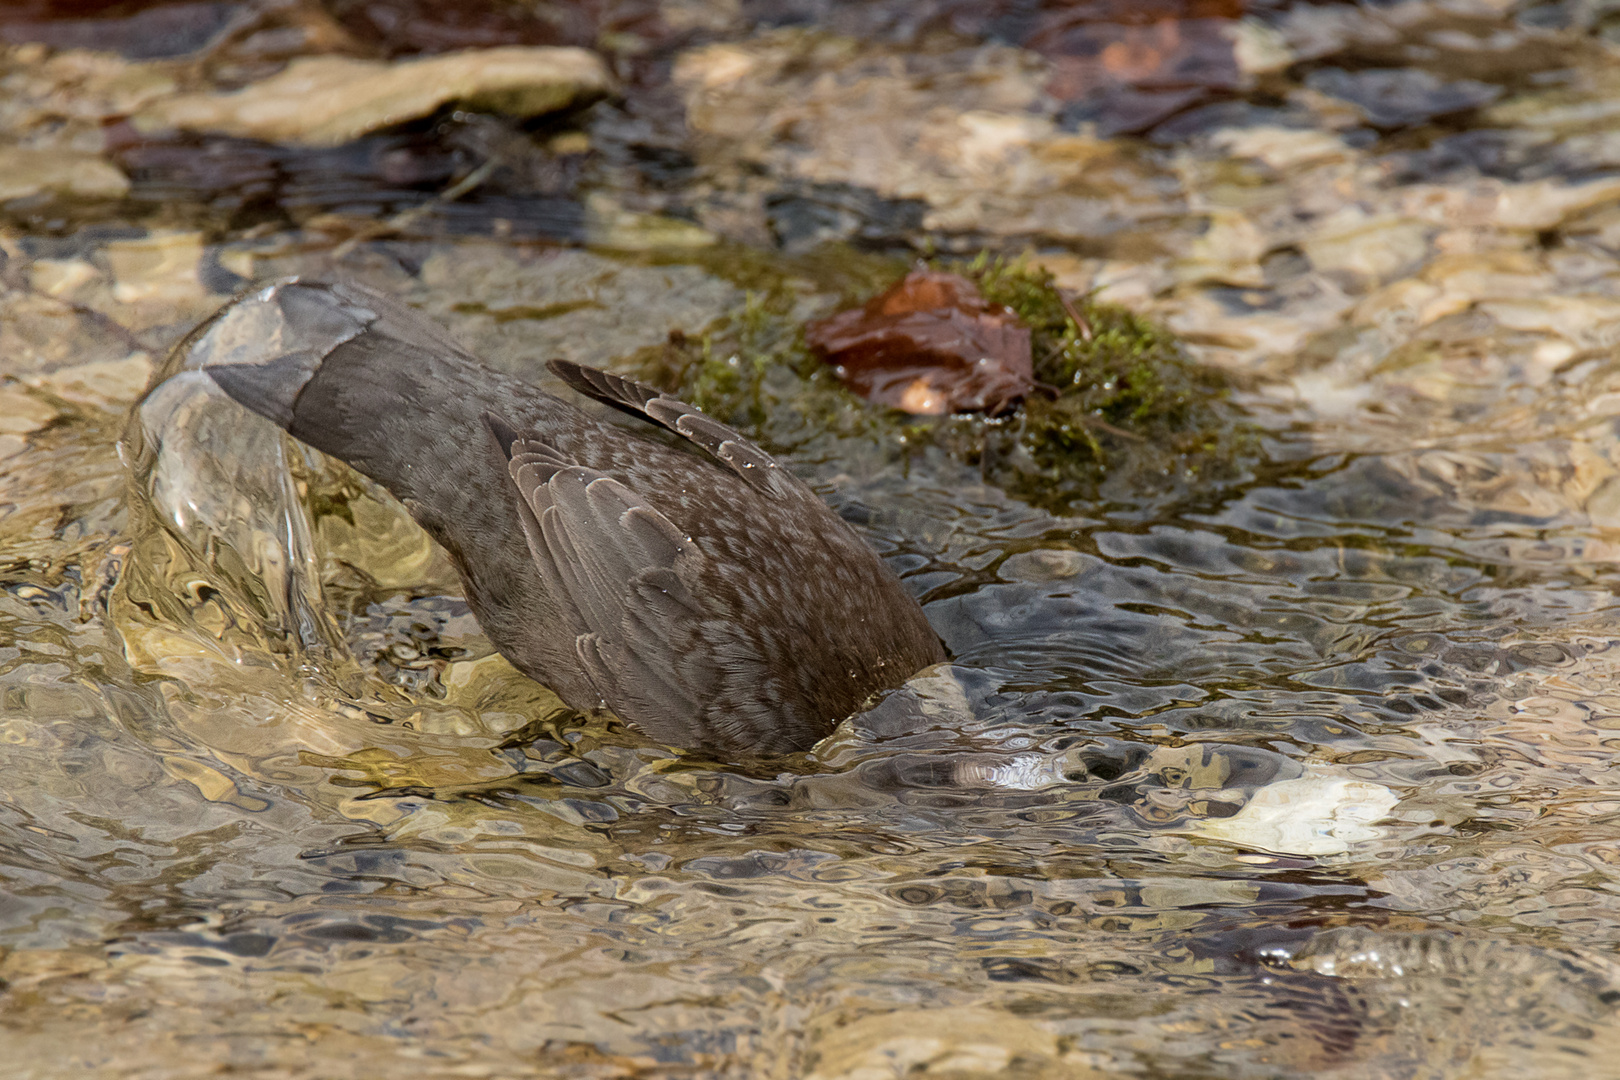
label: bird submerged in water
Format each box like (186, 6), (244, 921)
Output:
(196, 278), (945, 757)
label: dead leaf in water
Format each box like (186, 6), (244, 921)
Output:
(1025, 0), (1247, 135)
(805, 269), (1034, 415)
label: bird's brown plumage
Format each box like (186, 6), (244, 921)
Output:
(200, 278), (945, 755)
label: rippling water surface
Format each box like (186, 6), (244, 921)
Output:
(8, 1), (1620, 1076)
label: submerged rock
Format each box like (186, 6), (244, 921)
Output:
(134, 46), (612, 147)
(411, 243), (743, 373)
(1188, 768), (1399, 856)
(1306, 67), (1502, 129)
(671, 34), (1175, 244)
(0, 146), (128, 203)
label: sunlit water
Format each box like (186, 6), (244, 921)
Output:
(8, 271), (1620, 1078)
(8, 1), (1620, 1077)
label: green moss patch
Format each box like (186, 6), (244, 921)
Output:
(636, 252), (1255, 514)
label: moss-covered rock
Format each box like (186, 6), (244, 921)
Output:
(637, 252), (1254, 513)
(968, 257), (1250, 508)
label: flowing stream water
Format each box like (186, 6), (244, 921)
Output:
(7, 1), (1620, 1076)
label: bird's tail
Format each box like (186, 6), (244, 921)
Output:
(189, 278), (493, 503)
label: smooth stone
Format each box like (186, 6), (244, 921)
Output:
(0, 147), (129, 203)
(134, 47), (612, 147)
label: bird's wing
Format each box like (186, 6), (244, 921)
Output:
(546, 359), (802, 499)
(484, 413), (719, 739)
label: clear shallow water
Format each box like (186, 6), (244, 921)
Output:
(8, 271), (1620, 1079)
(8, 1), (1620, 1077)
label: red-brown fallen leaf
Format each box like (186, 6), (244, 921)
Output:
(806, 270), (1033, 415)
(1021, 0), (1247, 135)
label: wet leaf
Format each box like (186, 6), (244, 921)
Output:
(805, 269), (1034, 415)
(1026, 0), (1248, 134)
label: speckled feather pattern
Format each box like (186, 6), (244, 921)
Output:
(203, 280), (944, 755)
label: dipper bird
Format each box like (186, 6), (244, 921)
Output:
(195, 278), (945, 756)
